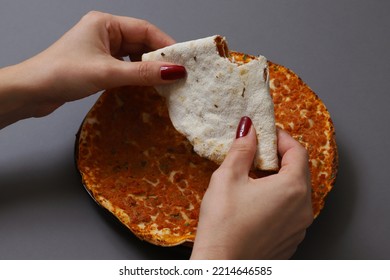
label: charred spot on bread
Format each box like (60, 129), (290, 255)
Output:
(214, 36), (229, 58)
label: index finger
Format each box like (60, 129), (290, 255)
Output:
(277, 128), (309, 176)
(115, 15), (176, 51)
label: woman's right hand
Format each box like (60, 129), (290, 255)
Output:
(191, 117), (313, 259)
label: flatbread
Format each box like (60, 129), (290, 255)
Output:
(142, 36), (278, 171)
(75, 54), (338, 247)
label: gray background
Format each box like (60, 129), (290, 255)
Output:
(1, 0), (389, 259)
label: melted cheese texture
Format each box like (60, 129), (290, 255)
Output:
(77, 58), (337, 246)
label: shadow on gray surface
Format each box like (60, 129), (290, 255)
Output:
(293, 137), (358, 259)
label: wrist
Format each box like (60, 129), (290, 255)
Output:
(0, 63), (32, 127)
(0, 59), (61, 128)
(190, 242), (236, 260)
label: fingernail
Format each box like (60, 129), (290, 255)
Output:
(161, 65), (187, 80)
(236, 116), (252, 138)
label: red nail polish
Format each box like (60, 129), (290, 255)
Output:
(161, 65), (187, 80)
(236, 116), (252, 138)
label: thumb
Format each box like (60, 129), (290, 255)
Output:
(105, 60), (186, 87)
(220, 116), (257, 176)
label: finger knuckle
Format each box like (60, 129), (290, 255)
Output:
(137, 63), (152, 84)
(137, 18), (151, 28)
(210, 166), (236, 186)
(99, 61), (117, 81)
(83, 11), (103, 21)
(81, 11), (112, 26)
(137, 18), (153, 36)
(86, 10), (102, 17)
(211, 167), (230, 181)
(304, 209), (314, 227)
(283, 177), (314, 227)
(283, 176), (311, 201)
(230, 141), (256, 156)
(297, 230), (307, 243)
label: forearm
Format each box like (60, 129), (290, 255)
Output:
(0, 59), (61, 129)
(0, 63), (33, 128)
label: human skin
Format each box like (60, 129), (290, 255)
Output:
(191, 118), (313, 259)
(0, 11), (185, 128)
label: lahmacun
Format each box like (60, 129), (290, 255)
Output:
(76, 50), (337, 246)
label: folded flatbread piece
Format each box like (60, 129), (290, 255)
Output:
(142, 35), (278, 171)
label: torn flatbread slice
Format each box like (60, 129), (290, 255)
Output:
(142, 35), (278, 171)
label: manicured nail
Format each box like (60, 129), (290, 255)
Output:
(236, 116), (252, 138)
(161, 65), (187, 80)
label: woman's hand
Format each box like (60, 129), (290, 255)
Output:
(0, 11), (185, 127)
(191, 117), (314, 259)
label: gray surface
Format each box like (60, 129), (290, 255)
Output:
(1, 0), (389, 259)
